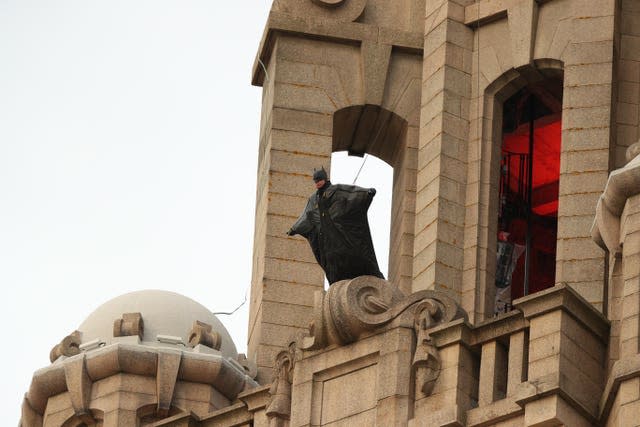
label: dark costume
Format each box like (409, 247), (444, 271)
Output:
(288, 179), (384, 284)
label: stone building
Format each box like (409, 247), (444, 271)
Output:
(20, 0), (640, 425)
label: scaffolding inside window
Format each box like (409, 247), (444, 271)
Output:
(495, 81), (562, 314)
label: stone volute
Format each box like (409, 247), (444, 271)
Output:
(592, 141), (640, 253)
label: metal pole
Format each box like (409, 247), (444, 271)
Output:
(523, 96), (535, 295)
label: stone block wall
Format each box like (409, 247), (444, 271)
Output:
(290, 328), (415, 426)
(414, 0), (474, 311)
(453, 0), (615, 320)
(249, 3), (424, 382)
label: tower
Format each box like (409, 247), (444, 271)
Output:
(248, 0), (424, 383)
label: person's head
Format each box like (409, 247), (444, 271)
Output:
(313, 167), (328, 189)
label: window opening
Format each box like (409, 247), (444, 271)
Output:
(495, 83), (562, 314)
(330, 151), (392, 279)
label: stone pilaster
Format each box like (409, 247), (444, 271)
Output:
(414, 0), (474, 299)
(515, 284), (608, 426)
(593, 145), (640, 424)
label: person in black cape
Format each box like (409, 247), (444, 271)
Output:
(287, 167), (385, 285)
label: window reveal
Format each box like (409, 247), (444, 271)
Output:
(495, 86), (561, 314)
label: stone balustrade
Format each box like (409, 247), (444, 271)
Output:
(420, 283), (609, 427)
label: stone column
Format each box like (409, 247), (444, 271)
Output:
(554, 0), (616, 310)
(593, 144), (640, 423)
(514, 284), (608, 426)
(414, 0), (474, 299)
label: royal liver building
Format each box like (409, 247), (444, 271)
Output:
(21, 0), (640, 426)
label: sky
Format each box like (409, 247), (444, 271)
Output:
(0, 1), (392, 423)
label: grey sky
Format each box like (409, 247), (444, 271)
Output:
(0, 2), (391, 423)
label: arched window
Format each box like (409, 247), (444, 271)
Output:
(494, 78), (562, 313)
(332, 105), (415, 294)
(330, 152), (393, 277)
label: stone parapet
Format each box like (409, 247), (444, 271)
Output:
(514, 284), (609, 426)
(420, 283), (608, 426)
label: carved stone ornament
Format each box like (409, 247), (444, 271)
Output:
(592, 140), (640, 254)
(266, 342), (297, 424)
(301, 276), (464, 397)
(272, 0), (366, 22)
(49, 331), (81, 363)
(113, 312), (144, 339)
(413, 301), (443, 398)
(302, 276), (463, 350)
(188, 320), (221, 350)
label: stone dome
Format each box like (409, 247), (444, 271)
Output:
(78, 289), (238, 359)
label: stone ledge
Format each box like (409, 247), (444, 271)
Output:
(469, 310), (527, 347)
(514, 283), (609, 343)
(428, 318), (474, 349)
(466, 397), (522, 427)
(238, 384), (272, 412)
(513, 375), (598, 425)
(412, 403), (467, 427)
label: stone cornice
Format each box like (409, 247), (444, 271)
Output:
(514, 283), (609, 343)
(469, 310), (527, 346)
(251, 11), (423, 87)
(464, 0), (557, 27)
(428, 318), (475, 349)
(23, 343), (258, 418)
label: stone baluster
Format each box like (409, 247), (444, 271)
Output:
(506, 330), (528, 397)
(478, 340), (508, 406)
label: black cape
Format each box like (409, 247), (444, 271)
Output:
(289, 182), (384, 284)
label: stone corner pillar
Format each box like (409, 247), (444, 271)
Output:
(592, 143), (640, 425)
(514, 283), (609, 426)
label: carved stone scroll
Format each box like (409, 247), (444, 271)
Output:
(266, 343), (297, 425)
(49, 331), (81, 363)
(113, 312), (144, 339)
(301, 276), (463, 350)
(187, 320), (221, 350)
